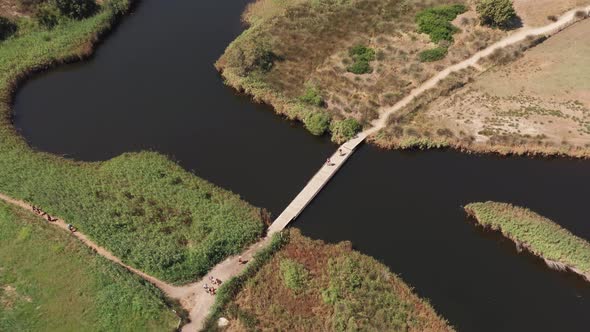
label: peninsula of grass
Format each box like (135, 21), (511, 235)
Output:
(465, 202), (590, 281)
(0, 201), (179, 331)
(204, 229), (454, 331)
(0, 0), (264, 284)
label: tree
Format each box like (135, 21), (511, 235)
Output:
(476, 0), (517, 28)
(0, 17), (17, 41)
(55, 0), (98, 20)
(303, 111), (331, 136)
(36, 3), (60, 29)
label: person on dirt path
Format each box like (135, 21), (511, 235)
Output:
(203, 284), (209, 292)
(326, 158), (331, 166)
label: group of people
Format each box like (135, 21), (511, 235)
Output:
(203, 276), (222, 296)
(31, 205), (57, 222)
(31, 205), (77, 232)
(325, 149), (348, 166)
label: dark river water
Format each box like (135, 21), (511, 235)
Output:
(13, 0), (590, 331)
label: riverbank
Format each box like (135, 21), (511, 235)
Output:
(0, 1), (264, 284)
(217, 0), (590, 158)
(0, 200), (179, 331)
(465, 202), (590, 282)
(203, 229), (453, 331)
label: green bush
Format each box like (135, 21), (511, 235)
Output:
(55, 0), (98, 19)
(105, 0), (129, 15)
(347, 45), (375, 74)
(36, 3), (61, 29)
(299, 84), (324, 107)
(0, 17), (17, 41)
(280, 259), (308, 291)
(476, 0), (516, 28)
(303, 111), (331, 136)
(419, 47), (448, 62)
(416, 4), (467, 43)
(330, 118), (361, 143)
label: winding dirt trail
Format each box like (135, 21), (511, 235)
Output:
(363, 5), (590, 137)
(0, 193), (267, 331)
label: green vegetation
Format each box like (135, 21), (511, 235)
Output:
(0, 0), (264, 284)
(0, 202), (178, 331)
(416, 4), (467, 43)
(330, 118), (362, 143)
(476, 0), (516, 28)
(207, 229), (453, 331)
(419, 46), (449, 62)
(56, 0), (98, 19)
(0, 17), (17, 40)
(202, 232), (289, 331)
(465, 202), (590, 279)
(303, 110), (331, 136)
(36, 3), (61, 29)
(299, 84), (324, 107)
(346, 44), (376, 74)
(280, 259), (309, 291)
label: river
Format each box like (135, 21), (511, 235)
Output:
(13, 1), (590, 331)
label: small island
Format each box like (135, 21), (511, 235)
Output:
(465, 201), (590, 282)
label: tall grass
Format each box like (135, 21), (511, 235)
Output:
(208, 229), (454, 331)
(465, 202), (590, 278)
(0, 1), (264, 284)
(0, 201), (179, 331)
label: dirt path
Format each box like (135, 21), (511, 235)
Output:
(2, 6), (588, 332)
(363, 5), (590, 137)
(0, 192), (268, 331)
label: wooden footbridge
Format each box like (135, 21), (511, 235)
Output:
(267, 132), (367, 234)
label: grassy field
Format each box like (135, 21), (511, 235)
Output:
(0, 201), (179, 331)
(204, 229), (453, 331)
(465, 202), (590, 280)
(0, 1), (264, 284)
(216, 0), (503, 143)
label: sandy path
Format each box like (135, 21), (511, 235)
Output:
(363, 5), (590, 137)
(0, 192), (269, 331)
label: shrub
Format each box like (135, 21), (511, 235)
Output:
(476, 0), (517, 28)
(18, 0), (46, 10)
(0, 17), (17, 41)
(106, 0), (129, 15)
(55, 0), (98, 19)
(330, 118), (361, 143)
(280, 259), (308, 291)
(303, 111), (331, 136)
(299, 84), (324, 107)
(419, 47), (448, 62)
(347, 45), (375, 74)
(416, 4), (467, 43)
(36, 3), (61, 29)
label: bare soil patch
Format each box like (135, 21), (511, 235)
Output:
(513, 0), (590, 27)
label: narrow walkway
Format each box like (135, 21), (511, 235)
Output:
(267, 132), (367, 234)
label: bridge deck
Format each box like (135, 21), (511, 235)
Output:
(267, 133), (367, 234)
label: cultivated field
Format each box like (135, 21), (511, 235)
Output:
(0, 201), (178, 331)
(207, 229), (453, 331)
